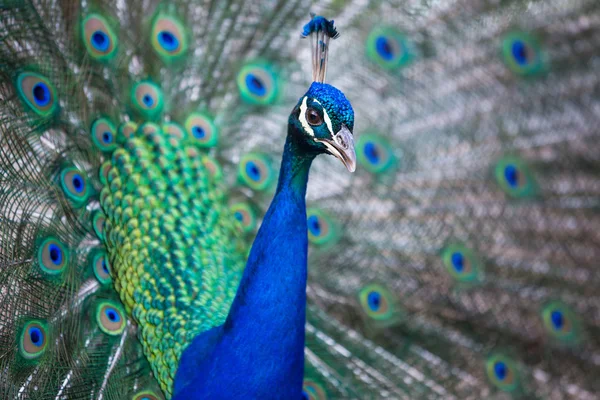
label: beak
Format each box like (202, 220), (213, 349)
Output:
(316, 125), (356, 172)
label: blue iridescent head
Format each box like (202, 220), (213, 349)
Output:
(292, 15), (356, 171)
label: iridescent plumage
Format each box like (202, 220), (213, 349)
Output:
(1, 1), (600, 399)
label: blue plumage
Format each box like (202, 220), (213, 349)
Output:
(174, 65), (355, 397)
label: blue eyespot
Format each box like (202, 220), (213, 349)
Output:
(245, 161), (262, 182)
(366, 27), (413, 70)
(307, 215), (321, 236)
(245, 74), (266, 97)
(102, 260), (109, 274)
(151, 15), (187, 59)
(451, 252), (464, 273)
(192, 126), (205, 139)
(376, 36), (394, 61)
(511, 40), (528, 66)
(20, 321), (48, 358)
(504, 165), (519, 188)
(105, 307), (120, 323)
(72, 174), (84, 193)
(550, 310), (564, 330)
(158, 31), (179, 52)
(29, 327), (43, 346)
(237, 63), (279, 105)
(91, 31), (110, 51)
(501, 32), (545, 76)
(97, 301), (126, 335)
(32, 83), (51, 107)
(143, 94), (154, 107)
(234, 211), (243, 222)
(364, 142), (380, 165)
(102, 131), (113, 144)
(495, 157), (535, 198)
(48, 244), (62, 265)
(367, 291), (381, 311)
(358, 284), (395, 321)
(494, 361), (507, 381)
(302, 391), (309, 400)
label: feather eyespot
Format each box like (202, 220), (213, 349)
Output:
(231, 203), (257, 233)
(19, 321), (48, 359)
(118, 121), (138, 143)
(82, 14), (118, 60)
(542, 302), (581, 344)
(99, 161), (112, 186)
(356, 133), (396, 174)
(131, 81), (164, 119)
(16, 72), (59, 117)
(502, 32), (545, 76)
(495, 157), (535, 198)
(132, 390), (163, 400)
(38, 237), (68, 275)
(441, 244), (482, 283)
(151, 15), (188, 60)
(485, 354), (520, 392)
(93, 252), (111, 285)
(306, 208), (338, 246)
(60, 167), (90, 207)
(200, 156), (223, 181)
(358, 284), (395, 321)
(91, 118), (118, 152)
(237, 62), (280, 105)
(238, 153), (274, 191)
(302, 380), (328, 400)
(163, 122), (186, 140)
(96, 301), (126, 335)
(306, 108), (322, 126)
(366, 27), (413, 69)
(185, 113), (218, 147)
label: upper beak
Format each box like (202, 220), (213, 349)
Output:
(316, 125), (356, 172)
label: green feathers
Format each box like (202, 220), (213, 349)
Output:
(366, 27), (414, 70)
(184, 113), (218, 147)
(485, 354), (521, 393)
(59, 167), (91, 207)
(307, 208), (339, 246)
(236, 62), (280, 105)
(501, 32), (547, 76)
(18, 320), (48, 360)
(441, 244), (483, 284)
(238, 153), (275, 190)
(494, 156), (536, 198)
(37, 237), (69, 275)
(131, 81), (165, 119)
(91, 118), (119, 153)
(356, 133), (396, 174)
(16, 72), (59, 117)
(151, 14), (189, 62)
(81, 14), (118, 61)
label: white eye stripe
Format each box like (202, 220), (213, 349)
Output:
(299, 96), (315, 137)
(322, 108), (334, 137)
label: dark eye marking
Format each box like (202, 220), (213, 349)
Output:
(306, 107), (323, 126)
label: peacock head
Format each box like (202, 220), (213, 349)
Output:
(290, 82), (355, 171)
(292, 15), (356, 172)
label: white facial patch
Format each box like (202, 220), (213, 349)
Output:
(322, 108), (334, 137)
(299, 97), (315, 137)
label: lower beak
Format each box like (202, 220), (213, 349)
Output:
(316, 125), (356, 172)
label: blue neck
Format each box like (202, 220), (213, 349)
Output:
(227, 131), (313, 323)
(220, 129), (314, 393)
(173, 127), (317, 398)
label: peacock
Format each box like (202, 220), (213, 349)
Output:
(1, 0), (599, 399)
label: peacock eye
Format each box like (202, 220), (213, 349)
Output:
(306, 108), (322, 126)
